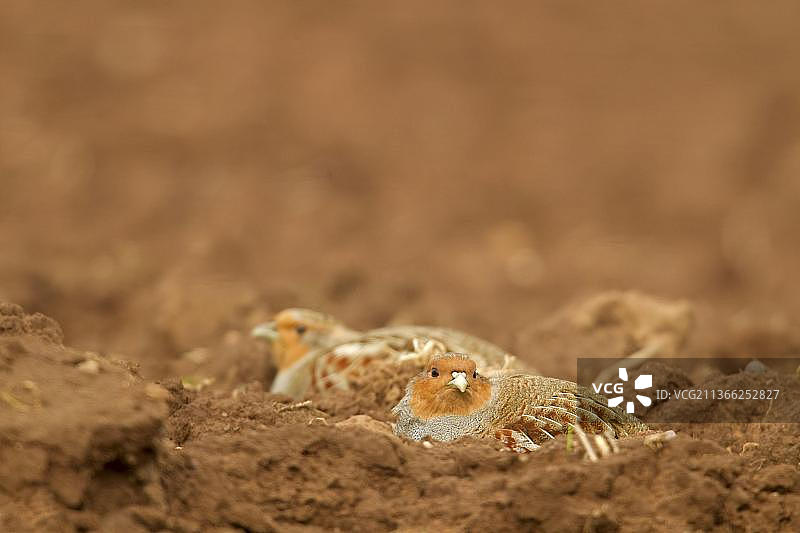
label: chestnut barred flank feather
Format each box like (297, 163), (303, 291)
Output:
(253, 309), (533, 398)
(393, 353), (647, 453)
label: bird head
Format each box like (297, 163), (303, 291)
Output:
(251, 308), (360, 370)
(408, 353), (492, 419)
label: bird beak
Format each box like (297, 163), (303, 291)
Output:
(448, 371), (469, 393)
(251, 321), (278, 342)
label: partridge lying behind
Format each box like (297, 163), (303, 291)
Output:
(252, 308), (531, 398)
(393, 353), (646, 452)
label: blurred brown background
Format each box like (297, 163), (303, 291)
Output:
(2, 1), (799, 378)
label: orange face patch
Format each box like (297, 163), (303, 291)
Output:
(272, 310), (316, 369)
(409, 354), (491, 420)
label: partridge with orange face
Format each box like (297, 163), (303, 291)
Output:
(252, 309), (531, 398)
(392, 353), (646, 452)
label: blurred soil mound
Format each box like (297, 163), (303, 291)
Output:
(0, 302), (167, 532)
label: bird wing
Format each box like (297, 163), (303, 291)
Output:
(311, 331), (416, 391)
(310, 326), (531, 393)
(311, 326), (512, 392)
(368, 325), (530, 373)
(492, 375), (646, 452)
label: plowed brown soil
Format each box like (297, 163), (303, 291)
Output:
(2, 2), (800, 531)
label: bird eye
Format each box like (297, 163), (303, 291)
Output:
(296, 325), (307, 335)
(473, 370), (477, 379)
(431, 368), (439, 378)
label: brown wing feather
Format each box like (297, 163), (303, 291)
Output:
(312, 339), (399, 391)
(492, 375), (646, 451)
(312, 327), (519, 392)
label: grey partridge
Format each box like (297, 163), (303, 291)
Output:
(392, 352), (646, 452)
(252, 309), (531, 398)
